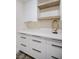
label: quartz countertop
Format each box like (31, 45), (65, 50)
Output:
(18, 28), (62, 40)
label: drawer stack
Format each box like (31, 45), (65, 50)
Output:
(47, 40), (62, 59)
(17, 32), (62, 59)
(29, 36), (47, 59)
(17, 33), (31, 54)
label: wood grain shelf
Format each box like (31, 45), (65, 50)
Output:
(38, 16), (60, 20)
(38, 0), (60, 9)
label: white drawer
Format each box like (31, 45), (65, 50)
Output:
(30, 36), (46, 50)
(47, 39), (62, 47)
(19, 43), (30, 53)
(47, 44), (62, 59)
(29, 47), (46, 59)
(18, 36), (30, 46)
(47, 56), (61, 59)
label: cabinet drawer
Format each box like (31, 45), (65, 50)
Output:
(30, 37), (46, 51)
(19, 36), (30, 46)
(29, 47), (46, 59)
(47, 40), (62, 47)
(30, 36), (46, 43)
(47, 44), (62, 59)
(18, 33), (26, 38)
(47, 56), (61, 59)
(19, 43), (29, 53)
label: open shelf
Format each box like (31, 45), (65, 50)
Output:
(38, 0), (60, 10)
(38, 16), (60, 20)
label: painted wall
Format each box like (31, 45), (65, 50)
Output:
(16, 0), (23, 31)
(16, 0), (26, 52)
(23, 0), (38, 21)
(16, 0), (38, 52)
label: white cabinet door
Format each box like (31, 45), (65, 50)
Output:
(47, 43), (62, 59)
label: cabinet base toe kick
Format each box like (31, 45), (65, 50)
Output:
(19, 50), (35, 59)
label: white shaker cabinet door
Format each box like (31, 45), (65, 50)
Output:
(47, 44), (62, 59)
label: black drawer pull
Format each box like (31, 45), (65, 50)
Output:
(32, 48), (41, 53)
(32, 39), (41, 43)
(20, 37), (26, 39)
(20, 33), (26, 35)
(21, 43), (26, 47)
(51, 56), (59, 59)
(51, 44), (62, 48)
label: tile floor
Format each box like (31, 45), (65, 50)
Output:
(16, 51), (34, 59)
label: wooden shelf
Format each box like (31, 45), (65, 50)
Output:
(38, 0), (60, 9)
(38, 16), (60, 20)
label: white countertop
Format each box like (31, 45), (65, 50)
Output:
(18, 28), (62, 40)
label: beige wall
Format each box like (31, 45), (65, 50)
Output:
(24, 19), (62, 29)
(25, 20), (52, 29)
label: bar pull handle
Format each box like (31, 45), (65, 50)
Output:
(20, 37), (26, 39)
(20, 33), (26, 35)
(32, 39), (41, 43)
(51, 44), (62, 48)
(32, 48), (41, 53)
(51, 56), (59, 59)
(20, 43), (27, 47)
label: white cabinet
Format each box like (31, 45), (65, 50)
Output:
(17, 32), (62, 59)
(47, 41), (62, 59)
(47, 45), (62, 59)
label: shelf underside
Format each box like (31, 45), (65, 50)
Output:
(38, 16), (60, 20)
(38, 0), (60, 9)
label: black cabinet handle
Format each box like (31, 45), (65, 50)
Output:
(20, 43), (27, 47)
(51, 56), (59, 59)
(32, 48), (41, 53)
(51, 44), (62, 48)
(20, 33), (26, 35)
(20, 37), (26, 39)
(32, 39), (41, 43)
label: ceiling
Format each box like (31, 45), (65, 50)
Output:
(17, 0), (28, 3)
(38, 0), (56, 3)
(17, 0), (55, 3)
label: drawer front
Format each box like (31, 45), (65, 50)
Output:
(47, 44), (62, 59)
(29, 47), (46, 59)
(19, 35), (30, 46)
(47, 40), (62, 47)
(47, 56), (61, 59)
(30, 36), (46, 51)
(19, 43), (29, 53)
(19, 37), (27, 44)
